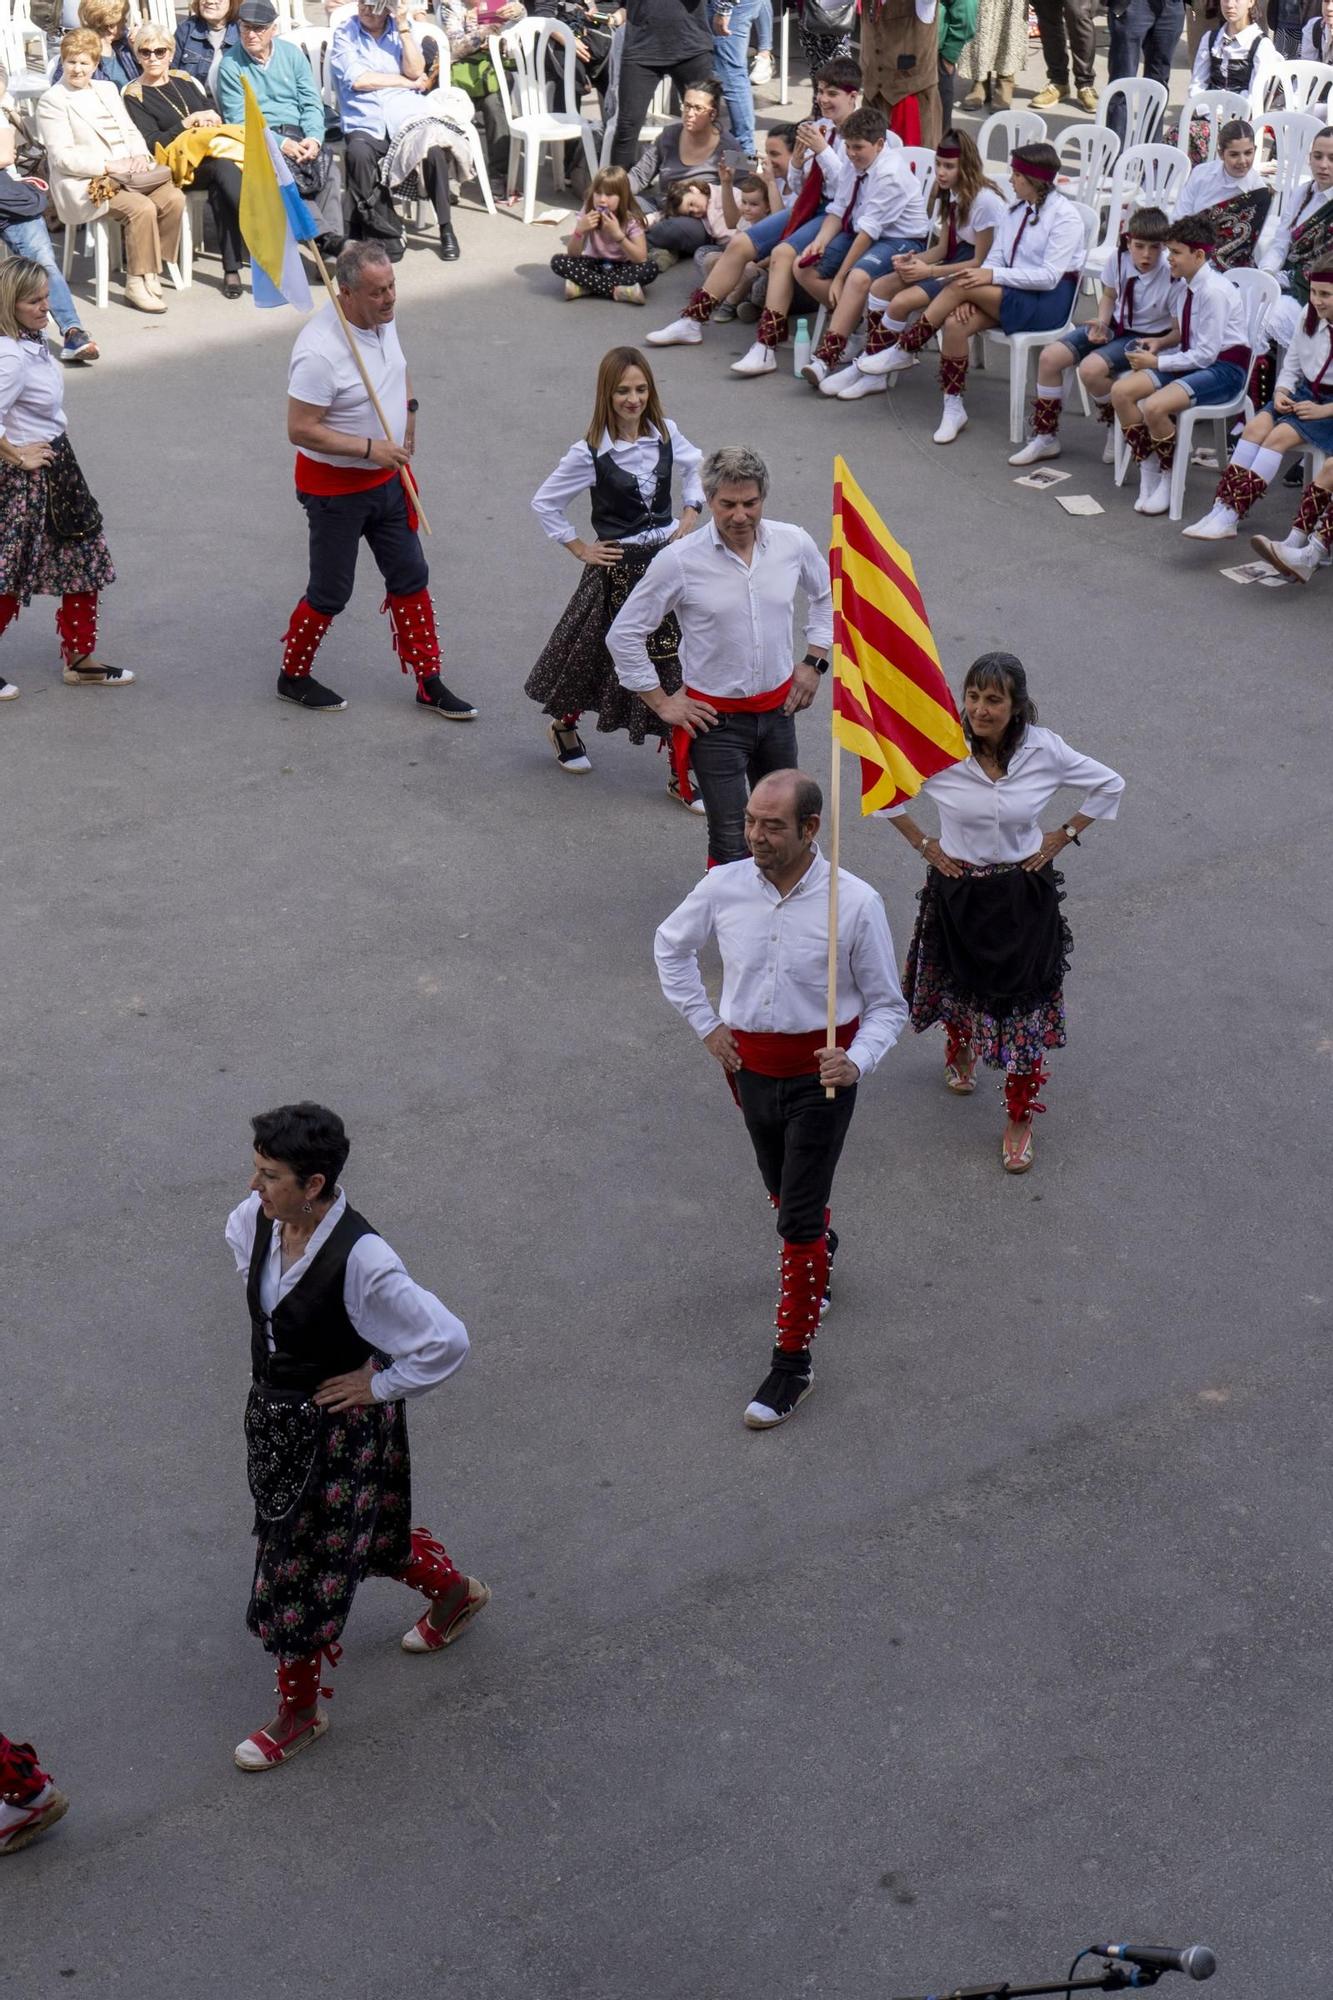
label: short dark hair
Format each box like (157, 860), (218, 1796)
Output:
(792, 775), (823, 828)
(680, 74), (724, 117)
(737, 173), (768, 201)
(841, 105), (888, 145)
(767, 122), (799, 150)
(962, 653), (1037, 774)
(1010, 141), (1061, 200)
(250, 1102), (350, 1199)
(1124, 205), (1170, 244)
(1167, 214), (1215, 252)
(814, 55), (861, 92)
(1219, 118), (1255, 148)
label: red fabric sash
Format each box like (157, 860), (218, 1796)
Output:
(295, 451), (396, 497)
(889, 96), (921, 146)
(781, 160), (826, 240)
(671, 677), (794, 804)
(733, 1017), (859, 1078)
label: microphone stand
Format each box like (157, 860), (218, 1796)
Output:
(894, 1969), (1162, 1999)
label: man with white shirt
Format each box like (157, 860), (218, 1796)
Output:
(655, 768), (907, 1429)
(279, 240), (476, 719)
(607, 445), (833, 866)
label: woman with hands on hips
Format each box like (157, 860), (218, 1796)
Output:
(883, 652), (1123, 1175)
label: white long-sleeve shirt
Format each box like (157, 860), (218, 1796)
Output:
(1174, 158), (1267, 221)
(0, 334), (67, 447)
(226, 1189), (469, 1403)
(828, 150), (931, 243)
(881, 726), (1124, 864)
(1188, 23), (1282, 118)
(1260, 179), (1333, 282)
(1277, 310), (1333, 395)
(653, 847), (908, 1081)
(531, 422), (704, 547)
(1153, 259), (1248, 372)
(608, 516), (834, 698)
(990, 190), (1086, 290)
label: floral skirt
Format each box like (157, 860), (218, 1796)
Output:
(247, 1398), (413, 1657)
(902, 859), (1072, 1075)
(523, 540), (682, 743)
(0, 458), (115, 604)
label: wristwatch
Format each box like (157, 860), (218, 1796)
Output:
(1061, 822), (1081, 845)
(406, 398), (420, 414)
(803, 651), (829, 674)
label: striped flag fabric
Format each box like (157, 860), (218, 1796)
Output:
(238, 75), (317, 311)
(829, 455), (967, 815)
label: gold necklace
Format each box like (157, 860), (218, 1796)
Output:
(152, 73), (197, 122)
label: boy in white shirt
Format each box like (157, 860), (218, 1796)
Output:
(1010, 206), (1179, 465)
(1110, 214), (1251, 514)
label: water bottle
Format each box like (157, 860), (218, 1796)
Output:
(792, 317), (811, 378)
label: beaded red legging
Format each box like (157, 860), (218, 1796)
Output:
(0, 590), (98, 663)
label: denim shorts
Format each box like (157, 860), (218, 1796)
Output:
(1062, 327), (1155, 368)
(745, 204), (798, 259)
(1145, 359), (1246, 405)
(811, 230), (928, 280)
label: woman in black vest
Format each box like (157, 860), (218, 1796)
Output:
(525, 346), (705, 799)
(226, 1102), (488, 1773)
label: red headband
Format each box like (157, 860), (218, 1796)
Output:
(936, 142), (961, 158)
(1011, 153), (1056, 183)
(1310, 266), (1333, 283)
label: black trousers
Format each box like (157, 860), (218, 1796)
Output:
(1034, 0), (1098, 87)
(299, 478), (428, 618)
(192, 156), (244, 273)
(688, 707), (799, 867)
(735, 1069), (858, 1244)
(1106, 0), (1185, 136)
(937, 54), (955, 135)
(610, 48), (716, 166)
(345, 130), (452, 236)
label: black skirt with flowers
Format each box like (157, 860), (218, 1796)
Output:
(246, 1399), (413, 1658)
(902, 860), (1072, 1075)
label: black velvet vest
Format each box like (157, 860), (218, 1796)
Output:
(1206, 30), (1262, 90)
(588, 438), (673, 543)
(247, 1203), (387, 1394)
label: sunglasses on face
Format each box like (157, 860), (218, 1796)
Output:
(140, 44), (171, 53)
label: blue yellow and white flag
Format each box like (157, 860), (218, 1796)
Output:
(239, 74), (318, 310)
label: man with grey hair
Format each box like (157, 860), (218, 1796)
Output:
(278, 240), (476, 719)
(607, 446), (833, 866)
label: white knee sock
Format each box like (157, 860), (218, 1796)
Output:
(1231, 437), (1259, 469)
(1251, 445), (1283, 485)
(1036, 384), (1064, 401)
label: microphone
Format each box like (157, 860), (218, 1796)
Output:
(1094, 1944), (1217, 1981)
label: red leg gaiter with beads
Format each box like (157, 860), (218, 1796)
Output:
(281, 598), (333, 679)
(1294, 481), (1331, 535)
(384, 589), (441, 684)
(897, 315), (935, 354)
(0, 1737), (49, 1807)
(939, 355), (968, 397)
(277, 1643), (341, 1711)
(396, 1525), (465, 1602)
(0, 594), (19, 642)
(55, 592), (97, 664)
(683, 286), (716, 325)
(775, 1236), (828, 1354)
(757, 307), (789, 350)
(1003, 1060), (1049, 1125)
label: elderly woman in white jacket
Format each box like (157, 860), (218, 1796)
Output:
(37, 28), (185, 314)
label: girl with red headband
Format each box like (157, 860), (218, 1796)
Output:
(855, 142), (1084, 444)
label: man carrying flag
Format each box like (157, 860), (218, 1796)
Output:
(654, 769), (907, 1431)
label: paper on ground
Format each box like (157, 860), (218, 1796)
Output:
(1057, 493), (1104, 516)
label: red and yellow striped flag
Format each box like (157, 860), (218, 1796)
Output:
(830, 456), (966, 815)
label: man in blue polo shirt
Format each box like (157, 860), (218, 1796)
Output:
(331, 0), (460, 263)
(218, 0), (346, 253)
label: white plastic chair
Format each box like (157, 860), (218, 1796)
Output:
(1271, 59), (1333, 112)
(59, 213), (186, 309)
(982, 198), (1099, 442)
(976, 108), (1047, 165)
(897, 143), (937, 208)
(1084, 142), (1190, 279)
(282, 27), (335, 110)
(139, 0), (175, 28)
(1176, 88), (1252, 161)
(1055, 124), (1120, 208)
(1096, 76), (1167, 151)
(1114, 268), (1279, 517)
(1261, 109), (1322, 210)
(490, 18), (597, 224)
(0, 17), (50, 101)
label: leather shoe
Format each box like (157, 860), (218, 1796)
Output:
(439, 225), (461, 262)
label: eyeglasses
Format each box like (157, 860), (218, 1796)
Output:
(139, 44), (170, 53)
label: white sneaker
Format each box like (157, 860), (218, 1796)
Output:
(933, 395), (968, 445)
(1101, 425), (1117, 463)
(820, 361), (862, 396)
(646, 316), (703, 347)
(801, 356), (829, 389)
(750, 49), (774, 81)
(837, 367), (888, 400)
(0, 1781), (69, 1854)
(1008, 433), (1061, 466)
(1181, 503), (1238, 541)
(1251, 532), (1323, 582)
(1140, 457), (1172, 515)
(0, 676), (17, 701)
(858, 341), (916, 378)
(1134, 458), (1165, 514)
(731, 341), (776, 377)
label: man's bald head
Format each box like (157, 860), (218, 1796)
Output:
(749, 769), (823, 830)
(744, 769), (823, 883)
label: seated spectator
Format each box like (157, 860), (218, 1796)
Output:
(439, 0), (526, 183)
(691, 168), (774, 317)
(332, 0), (464, 261)
(75, 0), (141, 87)
(124, 23), (246, 299)
(0, 74), (98, 361)
(218, 0), (346, 255)
(551, 164), (659, 302)
(173, 0), (242, 95)
(37, 30), (186, 316)
(1173, 118), (1271, 265)
(627, 75), (731, 231)
(1259, 127), (1333, 351)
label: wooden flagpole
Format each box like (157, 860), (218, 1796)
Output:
(311, 246), (431, 537)
(824, 494), (842, 1100)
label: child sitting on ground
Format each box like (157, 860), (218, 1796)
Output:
(552, 167), (657, 306)
(1010, 206), (1178, 466)
(689, 171), (777, 318)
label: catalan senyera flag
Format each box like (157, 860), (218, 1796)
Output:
(830, 455), (967, 816)
(239, 75), (316, 310)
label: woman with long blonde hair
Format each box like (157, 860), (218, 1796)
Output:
(524, 346), (703, 800)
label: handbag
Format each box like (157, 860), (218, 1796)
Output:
(244, 1385), (322, 1526)
(86, 163), (173, 203)
(801, 0), (857, 33)
(275, 124), (330, 198)
(43, 434), (104, 544)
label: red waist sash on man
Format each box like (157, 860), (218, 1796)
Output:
(672, 677), (793, 805)
(733, 1017), (859, 1078)
(294, 451), (420, 531)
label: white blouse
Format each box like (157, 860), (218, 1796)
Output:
(225, 1189), (469, 1403)
(990, 191), (1086, 291)
(0, 335), (68, 447)
(954, 184), (1007, 249)
(531, 420), (704, 547)
(881, 726), (1124, 863)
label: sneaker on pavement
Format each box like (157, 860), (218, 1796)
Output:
(1140, 461), (1172, 514)
(837, 367), (888, 400)
(858, 340), (916, 377)
(1030, 81), (1066, 106)
(713, 299), (739, 321)
(1077, 85), (1099, 110)
(0, 676), (17, 701)
(0, 1783), (70, 1857)
(743, 1348), (814, 1430)
(548, 719), (591, 771)
(1181, 503), (1238, 540)
(1008, 433), (1061, 466)
(563, 279), (586, 300)
(750, 49), (774, 80)
(62, 655), (135, 687)
(613, 282), (645, 305)
(61, 327), (98, 363)
(646, 316), (701, 346)
(731, 340), (777, 376)
(417, 673), (478, 720)
(277, 671), (346, 712)
(820, 360), (860, 395)
(1251, 532), (1322, 582)
(800, 356), (829, 388)
(933, 395), (968, 444)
